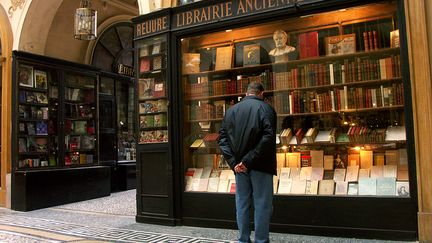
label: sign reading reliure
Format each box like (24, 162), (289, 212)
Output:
(136, 15), (169, 38)
(173, 0), (304, 29)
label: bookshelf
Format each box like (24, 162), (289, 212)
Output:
(180, 2), (408, 197)
(137, 35), (169, 144)
(15, 62), (98, 170)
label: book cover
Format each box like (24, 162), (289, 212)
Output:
(310, 150), (324, 167)
(152, 42), (161, 55)
(183, 53), (201, 74)
(286, 152), (301, 168)
(36, 93), (48, 104)
(359, 168), (370, 179)
(153, 82), (165, 98)
(207, 177), (220, 192)
(215, 46), (233, 70)
(310, 167), (324, 181)
(348, 154), (360, 166)
(325, 34), (356, 56)
(291, 180), (307, 194)
(27, 122), (36, 135)
(81, 135), (95, 150)
(383, 165), (397, 178)
(358, 178), (377, 195)
(278, 178), (292, 194)
(345, 165), (359, 182)
(299, 167), (312, 181)
(18, 64), (34, 87)
(333, 168), (346, 182)
(335, 181), (348, 195)
(217, 178), (229, 192)
(396, 181), (410, 197)
(318, 180), (335, 195)
(153, 56), (163, 70)
(279, 167), (291, 181)
(276, 153), (286, 169)
(298, 31), (319, 59)
(347, 183), (359, 195)
(289, 168), (300, 180)
(138, 78), (154, 99)
(139, 44), (149, 57)
(390, 29), (400, 48)
(323, 155), (334, 170)
(323, 170), (334, 180)
(305, 180), (319, 195)
(243, 44), (261, 66)
(36, 121), (48, 135)
(370, 165), (384, 178)
(73, 121), (87, 134)
(360, 150), (373, 169)
(139, 58), (151, 72)
(376, 177), (396, 196)
(34, 70), (48, 89)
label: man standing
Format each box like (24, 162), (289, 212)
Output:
(218, 82), (277, 243)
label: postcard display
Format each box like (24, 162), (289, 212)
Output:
(11, 51), (109, 211)
(176, 0), (417, 239)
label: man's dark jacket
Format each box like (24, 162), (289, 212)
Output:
(218, 95), (277, 175)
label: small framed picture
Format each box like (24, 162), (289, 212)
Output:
(34, 70), (48, 89)
(18, 64), (34, 87)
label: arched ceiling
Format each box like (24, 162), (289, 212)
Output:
(19, 0), (139, 64)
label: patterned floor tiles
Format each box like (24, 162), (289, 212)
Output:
(0, 214), (233, 243)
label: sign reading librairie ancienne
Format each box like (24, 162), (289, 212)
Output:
(135, 0), (307, 38)
(173, 0), (304, 29)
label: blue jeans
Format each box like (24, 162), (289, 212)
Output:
(235, 170), (273, 243)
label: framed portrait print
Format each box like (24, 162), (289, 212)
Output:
(34, 70), (48, 89)
(18, 64), (34, 87)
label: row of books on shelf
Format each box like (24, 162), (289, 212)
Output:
(273, 55), (401, 89)
(186, 102), (232, 120)
(185, 74), (264, 98)
(64, 103), (94, 119)
(18, 106), (49, 120)
(65, 152), (94, 165)
(19, 91), (48, 104)
(65, 135), (95, 150)
(184, 167), (409, 196)
(18, 157), (56, 168)
(183, 29), (398, 74)
(139, 56), (164, 72)
(185, 83), (403, 121)
(138, 78), (166, 99)
(19, 121), (48, 135)
(139, 114), (168, 128)
(138, 42), (164, 57)
(64, 120), (95, 134)
(138, 99), (168, 114)
(139, 130), (168, 144)
(64, 87), (94, 103)
(273, 83), (404, 114)
(275, 149), (408, 171)
(278, 126), (405, 145)
(18, 137), (49, 153)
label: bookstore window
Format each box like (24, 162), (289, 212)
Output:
(181, 1), (409, 197)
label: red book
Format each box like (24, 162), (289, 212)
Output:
(298, 31), (319, 59)
(363, 32), (369, 51)
(373, 30), (378, 50)
(140, 58), (151, 72)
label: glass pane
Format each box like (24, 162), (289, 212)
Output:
(63, 73), (97, 166)
(137, 34), (168, 144)
(117, 81), (136, 161)
(100, 76), (115, 95)
(181, 2), (409, 197)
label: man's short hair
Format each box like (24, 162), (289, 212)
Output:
(247, 82), (264, 95)
(273, 29), (288, 39)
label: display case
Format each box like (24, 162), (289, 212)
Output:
(181, 2), (408, 197)
(175, 0), (416, 239)
(137, 35), (168, 144)
(134, 10), (175, 225)
(11, 51), (109, 211)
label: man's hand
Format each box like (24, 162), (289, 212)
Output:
(234, 162), (248, 173)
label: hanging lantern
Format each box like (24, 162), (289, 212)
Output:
(74, 0), (97, 40)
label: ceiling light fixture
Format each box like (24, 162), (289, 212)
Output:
(74, 0), (97, 40)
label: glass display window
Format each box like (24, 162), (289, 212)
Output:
(181, 1), (409, 197)
(137, 34), (169, 144)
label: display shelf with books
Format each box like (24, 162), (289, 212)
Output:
(180, 3), (410, 198)
(63, 73), (97, 166)
(136, 35), (169, 144)
(16, 64), (58, 169)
